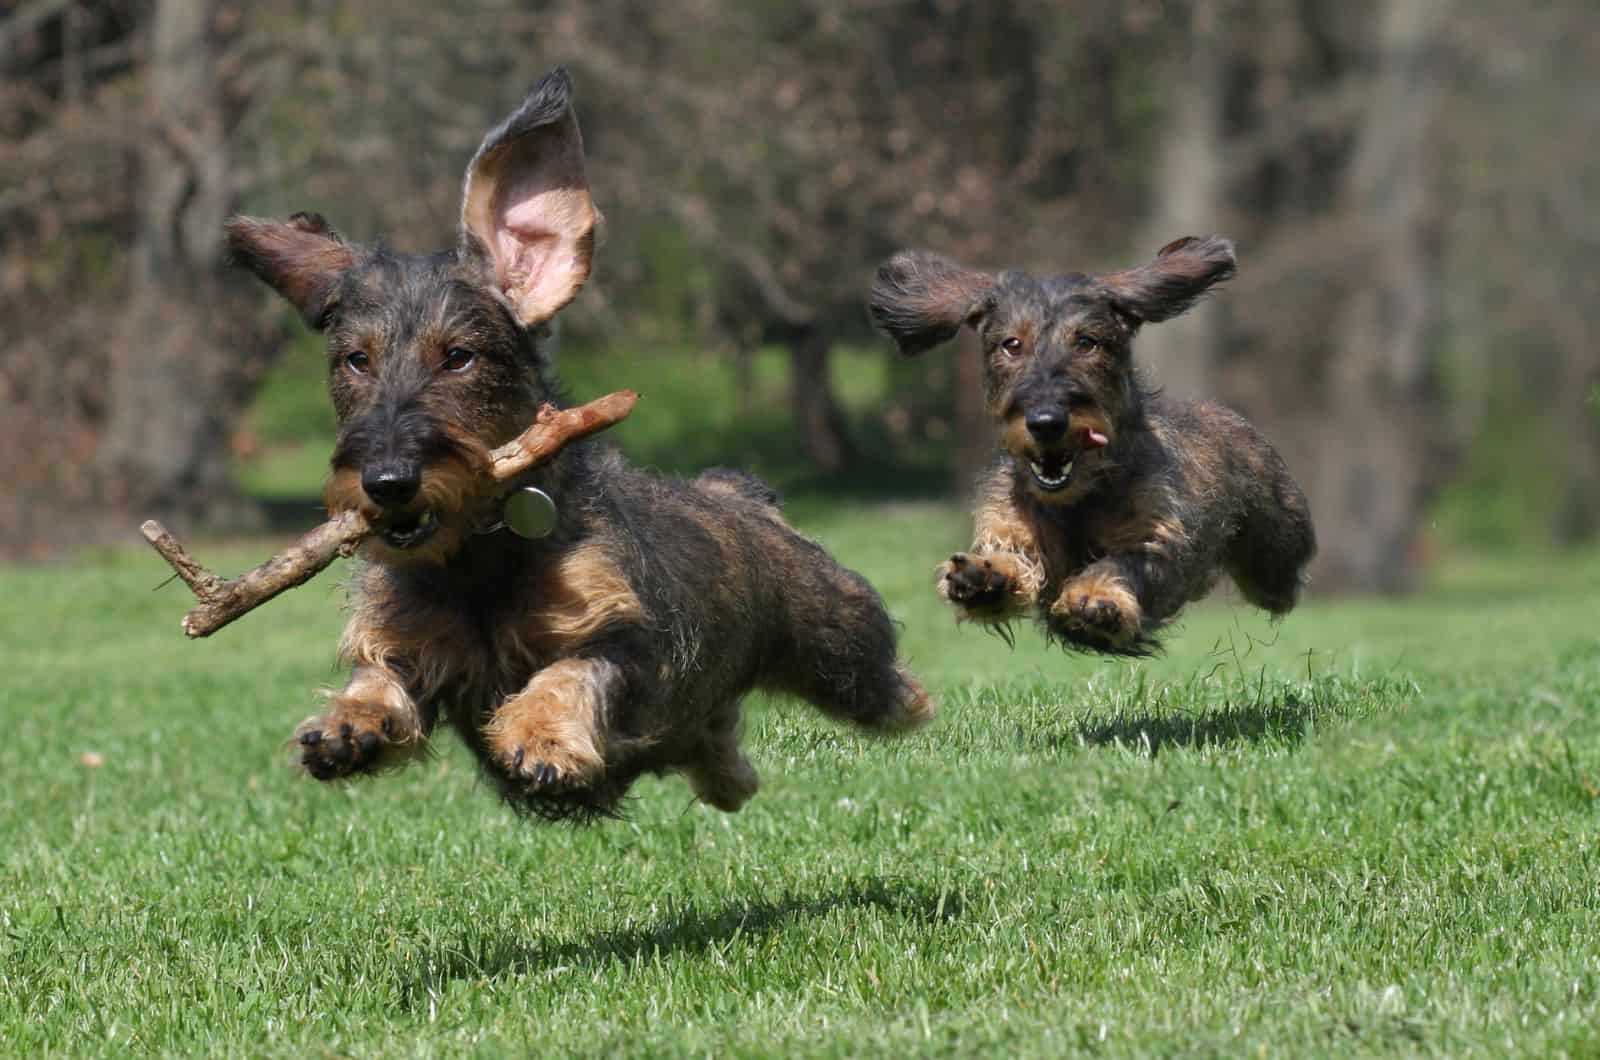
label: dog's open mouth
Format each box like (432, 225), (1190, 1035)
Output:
(1028, 452), (1074, 493)
(379, 510), (440, 549)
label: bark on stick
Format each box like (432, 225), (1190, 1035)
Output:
(141, 390), (637, 638)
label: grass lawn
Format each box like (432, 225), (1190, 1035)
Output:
(3, 498), (1598, 1057)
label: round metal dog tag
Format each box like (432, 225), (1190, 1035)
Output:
(504, 486), (558, 539)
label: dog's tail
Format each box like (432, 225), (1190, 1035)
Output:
(695, 467), (781, 509)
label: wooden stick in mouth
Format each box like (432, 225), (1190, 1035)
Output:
(141, 390), (638, 638)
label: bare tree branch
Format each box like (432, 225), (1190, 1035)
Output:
(0, 0), (76, 53)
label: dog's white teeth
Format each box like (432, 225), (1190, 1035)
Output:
(1030, 460), (1072, 490)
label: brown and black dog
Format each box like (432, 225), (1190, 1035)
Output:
(870, 237), (1316, 655)
(226, 70), (932, 820)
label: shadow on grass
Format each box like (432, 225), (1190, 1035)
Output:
(1021, 623), (1408, 758)
(395, 876), (962, 1008)
(1029, 668), (1409, 758)
(1067, 695), (1320, 757)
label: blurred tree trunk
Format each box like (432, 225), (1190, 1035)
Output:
(1136, 0), (1224, 402)
(1309, 0), (1453, 590)
(1552, 353), (1600, 542)
(97, 0), (269, 534)
(788, 325), (852, 473)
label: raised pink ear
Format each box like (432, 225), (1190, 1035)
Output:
(459, 68), (597, 328)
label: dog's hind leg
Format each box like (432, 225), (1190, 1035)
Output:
(1222, 448), (1317, 615)
(767, 558), (934, 734)
(1226, 494), (1317, 615)
(680, 710), (760, 813)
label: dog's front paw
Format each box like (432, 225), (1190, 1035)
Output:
(293, 699), (416, 780)
(488, 722), (604, 793)
(1049, 575), (1142, 650)
(938, 552), (1017, 614)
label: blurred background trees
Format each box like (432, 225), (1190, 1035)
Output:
(2, 0), (1595, 589)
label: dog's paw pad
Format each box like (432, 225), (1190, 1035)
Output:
(294, 714), (391, 780)
(1074, 595), (1126, 631)
(1051, 587), (1140, 646)
(938, 553), (1014, 607)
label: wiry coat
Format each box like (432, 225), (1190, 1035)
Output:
(227, 70), (931, 820)
(870, 237), (1315, 654)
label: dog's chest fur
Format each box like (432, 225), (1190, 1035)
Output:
(1017, 410), (1228, 593)
(346, 528), (646, 709)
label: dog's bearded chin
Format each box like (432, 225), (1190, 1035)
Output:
(379, 509), (440, 550)
(1027, 452), (1074, 493)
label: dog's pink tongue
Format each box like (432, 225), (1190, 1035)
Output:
(1084, 428), (1110, 449)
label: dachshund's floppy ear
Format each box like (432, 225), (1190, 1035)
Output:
(869, 250), (995, 357)
(1096, 235), (1236, 326)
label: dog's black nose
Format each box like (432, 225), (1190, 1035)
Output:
(362, 460), (421, 507)
(1025, 409), (1068, 444)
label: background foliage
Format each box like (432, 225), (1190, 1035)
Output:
(3, 0), (1597, 581)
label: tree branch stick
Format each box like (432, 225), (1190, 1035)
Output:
(142, 390), (637, 638)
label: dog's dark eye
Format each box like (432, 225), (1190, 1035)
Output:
(441, 347), (476, 373)
(999, 337), (1023, 354)
(1074, 335), (1099, 351)
(344, 351), (370, 376)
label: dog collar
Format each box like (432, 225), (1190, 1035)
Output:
(481, 485), (558, 539)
